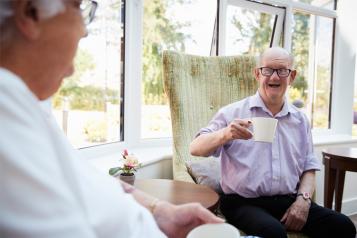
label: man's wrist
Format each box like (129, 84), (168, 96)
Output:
(219, 128), (230, 144)
(297, 192), (312, 204)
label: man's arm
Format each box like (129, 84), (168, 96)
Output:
(120, 181), (224, 238)
(190, 119), (252, 157)
(281, 170), (316, 231)
(297, 170), (316, 198)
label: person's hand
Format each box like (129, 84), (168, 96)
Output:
(152, 201), (224, 238)
(280, 197), (310, 231)
(222, 119), (252, 142)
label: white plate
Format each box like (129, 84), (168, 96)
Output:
(187, 223), (240, 238)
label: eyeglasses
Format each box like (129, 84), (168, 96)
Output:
(259, 67), (292, 78)
(80, 0), (97, 25)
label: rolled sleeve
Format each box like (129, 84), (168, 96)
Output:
(304, 153), (321, 171)
(303, 116), (321, 171)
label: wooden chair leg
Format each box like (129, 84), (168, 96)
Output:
(324, 157), (336, 209)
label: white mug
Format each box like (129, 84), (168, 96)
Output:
(251, 117), (278, 143)
(187, 223), (240, 238)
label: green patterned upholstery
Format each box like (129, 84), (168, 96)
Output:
(162, 50), (309, 238)
(162, 50), (257, 182)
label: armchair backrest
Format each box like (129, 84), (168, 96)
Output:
(162, 50), (257, 182)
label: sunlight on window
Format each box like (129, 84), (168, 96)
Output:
(141, 0), (217, 139)
(290, 12), (333, 129)
(225, 6), (276, 56)
(52, 0), (123, 148)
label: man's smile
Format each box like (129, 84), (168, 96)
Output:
(268, 83), (281, 88)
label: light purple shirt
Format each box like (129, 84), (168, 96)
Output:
(197, 92), (321, 198)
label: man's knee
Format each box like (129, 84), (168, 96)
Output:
(256, 222), (287, 238)
(321, 212), (356, 237)
(334, 213), (356, 237)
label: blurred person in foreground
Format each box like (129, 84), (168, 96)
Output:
(190, 47), (356, 238)
(0, 1), (223, 237)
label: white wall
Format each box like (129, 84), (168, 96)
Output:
(135, 158), (173, 180)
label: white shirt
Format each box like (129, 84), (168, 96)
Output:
(0, 68), (166, 238)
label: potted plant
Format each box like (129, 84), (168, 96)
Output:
(109, 149), (141, 185)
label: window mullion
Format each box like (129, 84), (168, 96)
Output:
(283, 5), (292, 50)
(124, 0), (143, 147)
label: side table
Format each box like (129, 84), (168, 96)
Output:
(322, 147), (357, 212)
(134, 179), (219, 212)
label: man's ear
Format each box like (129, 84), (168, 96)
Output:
(253, 68), (260, 81)
(289, 69), (297, 85)
(13, 0), (40, 40)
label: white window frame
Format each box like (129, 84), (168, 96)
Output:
(79, 0), (357, 159)
(218, 0), (285, 55)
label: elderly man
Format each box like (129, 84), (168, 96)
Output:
(0, 1), (223, 237)
(190, 47), (356, 238)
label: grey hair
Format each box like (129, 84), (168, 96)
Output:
(0, 0), (65, 45)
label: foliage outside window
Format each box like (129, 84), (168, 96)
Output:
(291, 12), (333, 129)
(52, 0), (123, 148)
(225, 5), (277, 56)
(141, 0), (217, 139)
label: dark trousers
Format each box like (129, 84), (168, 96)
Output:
(219, 194), (356, 238)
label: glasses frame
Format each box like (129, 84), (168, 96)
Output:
(258, 67), (292, 78)
(81, 0), (98, 25)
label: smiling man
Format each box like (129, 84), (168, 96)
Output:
(190, 47), (356, 238)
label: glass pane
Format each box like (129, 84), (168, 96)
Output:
(225, 5), (277, 56)
(52, 0), (123, 148)
(141, 0), (217, 139)
(290, 12), (333, 129)
(294, 0), (335, 10)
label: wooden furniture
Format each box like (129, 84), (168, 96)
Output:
(322, 147), (357, 212)
(134, 179), (219, 212)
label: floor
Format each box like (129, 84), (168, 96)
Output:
(350, 214), (357, 238)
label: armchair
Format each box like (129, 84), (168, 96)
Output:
(162, 50), (257, 182)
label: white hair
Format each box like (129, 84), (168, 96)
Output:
(0, 0), (66, 44)
(257, 47), (295, 68)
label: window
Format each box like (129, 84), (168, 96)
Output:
(291, 12), (334, 129)
(218, 0), (285, 56)
(141, 0), (217, 139)
(52, 0), (124, 148)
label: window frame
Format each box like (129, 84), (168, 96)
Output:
(218, 0), (285, 55)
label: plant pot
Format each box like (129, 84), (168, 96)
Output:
(119, 173), (135, 185)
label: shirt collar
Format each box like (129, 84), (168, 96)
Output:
(249, 91), (299, 117)
(0, 67), (32, 94)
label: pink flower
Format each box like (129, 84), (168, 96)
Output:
(125, 163), (136, 169)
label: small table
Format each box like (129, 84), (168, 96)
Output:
(322, 147), (357, 212)
(134, 179), (219, 212)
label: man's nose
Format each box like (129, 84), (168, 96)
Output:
(270, 70), (280, 79)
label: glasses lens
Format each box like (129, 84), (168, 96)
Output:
(261, 67), (273, 76)
(81, 0), (96, 25)
(277, 69), (290, 77)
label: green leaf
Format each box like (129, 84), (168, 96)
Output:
(109, 167), (121, 176)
